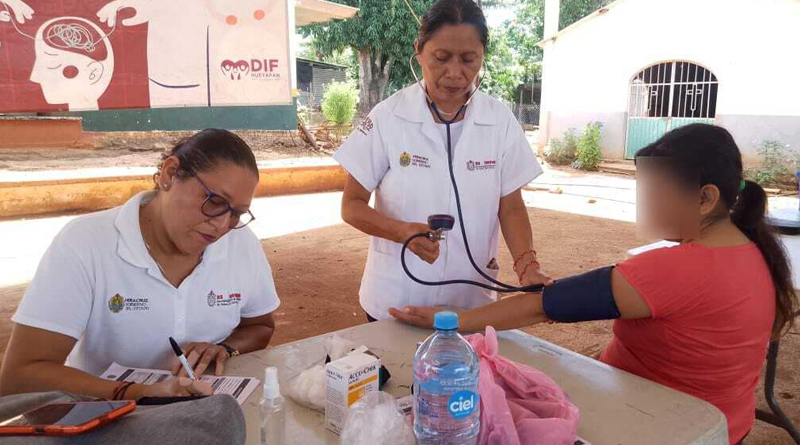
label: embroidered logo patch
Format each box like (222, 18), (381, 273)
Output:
(357, 116), (374, 135)
(399, 151), (411, 167)
(207, 291), (242, 308)
(108, 294), (125, 314)
(399, 152), (430, 169)
(108, 294), (150, 313)
(466, 159), (497, 171)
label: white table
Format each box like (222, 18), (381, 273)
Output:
(781, 234), (800, 289)
(225, 320), (728, 445)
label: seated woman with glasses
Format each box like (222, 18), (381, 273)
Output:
(0, 129), (279, 401)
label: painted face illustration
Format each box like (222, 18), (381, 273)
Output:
(30, 17), (114, 111)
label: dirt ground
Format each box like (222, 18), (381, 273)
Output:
(0, 130), (324, 172)
(0, 207), (796, 444)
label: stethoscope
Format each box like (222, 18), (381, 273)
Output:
(399, 55), (545, 293)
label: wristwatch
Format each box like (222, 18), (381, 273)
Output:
(218, 342), (240, 358)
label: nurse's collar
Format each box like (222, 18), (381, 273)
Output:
(393, 83), (496, 126)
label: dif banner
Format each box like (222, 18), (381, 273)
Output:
(0, 0), (292, 112)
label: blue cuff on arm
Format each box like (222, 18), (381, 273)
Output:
(542, 266), (621, 323)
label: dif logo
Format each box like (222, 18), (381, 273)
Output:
(447, 390), (478, 419)
(221, 59), (280, 80)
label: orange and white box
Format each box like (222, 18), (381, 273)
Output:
(324, 352), (380, 435)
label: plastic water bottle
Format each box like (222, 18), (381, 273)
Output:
(260, 367), (285, 445)
(413, 311), (480, 445)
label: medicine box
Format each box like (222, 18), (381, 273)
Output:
(325, 351), (381, 435)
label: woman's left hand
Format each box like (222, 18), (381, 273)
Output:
(171, 342), (230, 377)
(519, 264), (554, 288)
(388, 306), (442, 329)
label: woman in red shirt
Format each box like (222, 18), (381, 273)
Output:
(390, 123), (797, 445)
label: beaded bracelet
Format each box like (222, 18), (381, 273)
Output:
(518, 260), (541, 279)
(513, 249), (538, 272)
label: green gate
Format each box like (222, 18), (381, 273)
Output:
(625, 62), (718, 159)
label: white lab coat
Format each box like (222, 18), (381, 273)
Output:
(12, 192), (280, 375)
(334, 83), (543, 320)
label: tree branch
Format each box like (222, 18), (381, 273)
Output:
(361, 46), (373, 82)
(382, 57), (394, 79)
(373, 49), (382, 79)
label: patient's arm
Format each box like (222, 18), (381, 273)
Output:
(389, 269), (651, 331)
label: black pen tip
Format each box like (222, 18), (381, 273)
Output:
(169, 337), (182, 356)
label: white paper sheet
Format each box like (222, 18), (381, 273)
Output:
(101, 362), (259, 406)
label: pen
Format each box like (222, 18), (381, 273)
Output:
(169, 337), (198, 380)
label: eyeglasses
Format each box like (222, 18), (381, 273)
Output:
(185, 169), (255, 230)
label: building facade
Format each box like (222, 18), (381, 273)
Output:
(538, 0), (800, 161)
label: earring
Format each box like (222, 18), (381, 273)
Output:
(161, 183), (170, 191)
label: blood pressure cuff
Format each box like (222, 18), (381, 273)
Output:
(542, 266), (621, 323)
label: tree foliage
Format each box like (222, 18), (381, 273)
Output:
(559, 0), (613, 30)
(484, 0), (612, 102)
(298, 40), (359, 82)
(482, 29), (524, 102)
(300, 0), (433, 113)
(502, 1), (544, 85)
(302, 0), (612, 110)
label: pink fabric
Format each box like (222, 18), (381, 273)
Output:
(465, 327), (580, 445)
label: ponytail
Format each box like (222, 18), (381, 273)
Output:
(732, 180), (797, 338)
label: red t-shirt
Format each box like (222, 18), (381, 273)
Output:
(600, 242), (775, 444)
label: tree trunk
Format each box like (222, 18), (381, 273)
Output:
(357, 47), (394, 114)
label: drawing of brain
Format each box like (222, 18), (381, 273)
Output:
(42, 18), (108, 61)
(30, 17), (114, 110)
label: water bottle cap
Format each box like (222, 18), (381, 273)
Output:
(263, 366), (280, 399)
(434, 311), (458, 330)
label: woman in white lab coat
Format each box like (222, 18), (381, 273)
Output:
(334, 0), (550, 321)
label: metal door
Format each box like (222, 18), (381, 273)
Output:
(625, 62), (718, 158)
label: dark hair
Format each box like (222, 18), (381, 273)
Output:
(636, 123), (797, 338)
(417, 0), (488, 52)
(154, 129), (259, 186)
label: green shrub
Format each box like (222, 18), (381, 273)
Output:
(322, 81), (358, 127)
(545, 129), (579, 166)
(572, 122), (603, 171)
(744, 139), (800, 188)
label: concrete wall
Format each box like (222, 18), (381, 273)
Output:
(0, 165), (345, 218)
(0, 117), (91, 149)
(540, 0), (800, 161)
(73, 103), (297, 132)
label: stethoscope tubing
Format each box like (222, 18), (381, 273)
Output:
(399, 90), (545, 294)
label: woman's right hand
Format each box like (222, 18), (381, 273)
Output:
(400, 222), (440, 264)
(388, 306), (441, 329)
(128, 377), (214, 400)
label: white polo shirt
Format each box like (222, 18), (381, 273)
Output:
(334, 84), (542, 320)
(13, 192), (280, 376)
